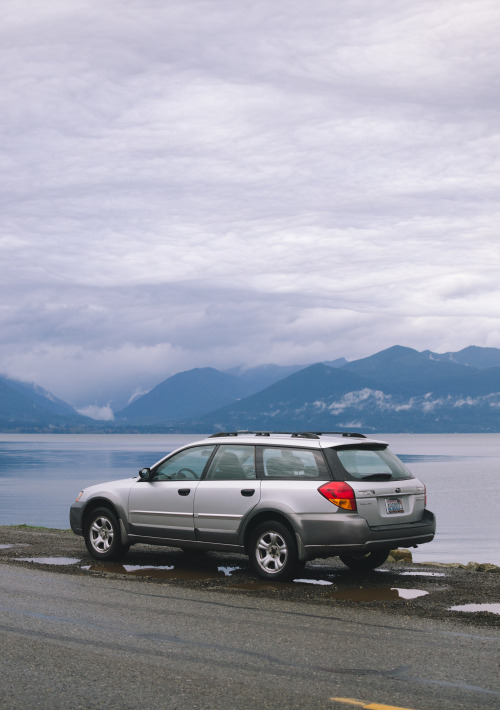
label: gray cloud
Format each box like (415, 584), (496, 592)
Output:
(1, 0), (499, 407)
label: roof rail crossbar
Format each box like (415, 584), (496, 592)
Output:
(291, 432), (320, 439)
(208, 432), (240, 438)
(208, 430), (366, 439)
(311, 431), (367, 438)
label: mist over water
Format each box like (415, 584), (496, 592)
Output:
(0, 433), (498, 566)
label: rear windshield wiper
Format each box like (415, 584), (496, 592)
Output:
(358, 473), (393, 481)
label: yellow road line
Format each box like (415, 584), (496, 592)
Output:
(330, 698), (419, 710)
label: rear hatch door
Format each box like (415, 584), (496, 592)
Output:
(333, 444), (426, 526)
(350, 478), (426, 526)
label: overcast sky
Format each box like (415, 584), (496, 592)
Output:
(2, 0), (500, 412)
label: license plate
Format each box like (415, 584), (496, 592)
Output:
(385, 497), (404, 514)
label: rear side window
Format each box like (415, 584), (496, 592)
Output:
(205, 445), (256, 480)
(260, 447), (328, 480)
(325, 446), (413, 481)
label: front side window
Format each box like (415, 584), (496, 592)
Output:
(153, 445), (216, 481)
(331, 446), (413, 481)
(205, 445), (256, 480)
(261, 447), (327, 479)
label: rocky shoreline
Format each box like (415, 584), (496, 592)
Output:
(387, 547), (500, 572)
(1, 525), (499, 628)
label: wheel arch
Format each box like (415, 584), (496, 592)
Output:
(242, 510), (298, 553)
(83, 501), (131, 559)
(82, 498), (123, 532)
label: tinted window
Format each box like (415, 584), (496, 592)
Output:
(205, 445), (256, 480)
(153, 445), (216, 481)
(261, 447), (328, 480)
(327, 446), (413, 481)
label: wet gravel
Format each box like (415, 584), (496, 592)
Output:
(1, 525), (499, 629)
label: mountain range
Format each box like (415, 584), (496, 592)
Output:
(0, 375), (93, 431)
(2, 345), (500, 433)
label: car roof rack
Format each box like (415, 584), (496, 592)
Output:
(310, 431), (367, 438)
(208, 431), (366, 439)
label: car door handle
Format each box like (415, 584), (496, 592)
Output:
(178, 488), (191, 496)
(241, 489), (255, 497)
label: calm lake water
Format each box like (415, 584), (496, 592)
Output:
(0, 433), (498, 566)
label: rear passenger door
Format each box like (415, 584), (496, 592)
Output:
(193, 445), (260, 544)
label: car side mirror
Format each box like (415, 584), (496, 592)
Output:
(139, 467), (151, 480)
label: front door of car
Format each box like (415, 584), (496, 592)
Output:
(128, 444), (216, 540)
(193, 445), (261, 545)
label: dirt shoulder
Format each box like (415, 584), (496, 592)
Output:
(1, 525), (499, 629)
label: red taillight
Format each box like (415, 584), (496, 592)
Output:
(318, 481), (357, 511)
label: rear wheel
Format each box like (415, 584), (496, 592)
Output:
(249, 521), (299, 581)
(84, 507), (129, 561)
(339, 549), (390, 572)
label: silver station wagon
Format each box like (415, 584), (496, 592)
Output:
(70, 431), (436, 580)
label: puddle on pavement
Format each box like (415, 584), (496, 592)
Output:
(449, 603), (500, 615)
(228, 577), (339, 592)
(229, 577), (430, 601)
(6, 555), (434, 601)
(14, 557), (81, 565)
(123, 564), (174, 572)
(292, 578), (429, 600)
(325, 587), (429, 601)
(400, 571), (446, 577)
(294, 578), (334, 586)
(83, 562), (242, 581)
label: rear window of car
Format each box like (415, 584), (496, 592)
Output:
(324, 445), (413, 481)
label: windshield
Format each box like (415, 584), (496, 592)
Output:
(326, 445), (413, 481)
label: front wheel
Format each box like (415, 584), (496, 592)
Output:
(339, 549), (390, 572)
(249, 521), (299, 581)
(84, 507), (129, 561)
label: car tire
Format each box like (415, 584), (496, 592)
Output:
(84, 507), (129, 561)
(339, 549), (390, 571)
(249, 521), (299, 581)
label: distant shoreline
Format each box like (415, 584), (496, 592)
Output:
(2, 426), (500, 434)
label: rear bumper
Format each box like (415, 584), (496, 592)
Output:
(300, 509), (436, 559)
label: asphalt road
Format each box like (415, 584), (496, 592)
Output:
(1, 563), (499, 710)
